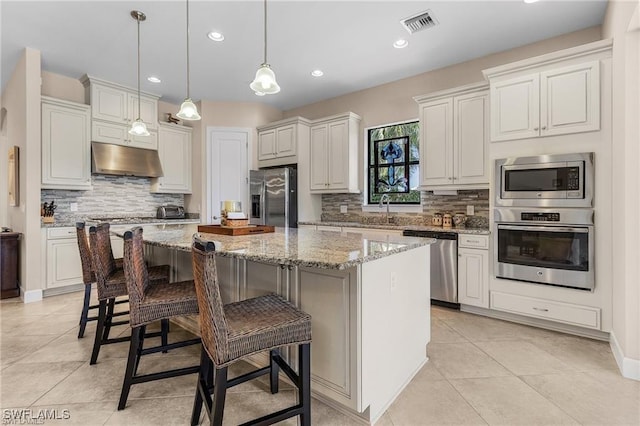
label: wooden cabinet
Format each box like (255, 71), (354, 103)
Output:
(41, 96), (92, 190)
(415, 83), (489, 189)
(487, 60), (600, 142)
(81, 75), (159, 149)
(151, 123), (192, 194)
(1, 232), (21, 299)
(309, 112), (360, 193)
(458, 234), (489, 308)
(257, 117), (310, 168)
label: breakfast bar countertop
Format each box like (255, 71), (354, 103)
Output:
(113, 223), (434, 271)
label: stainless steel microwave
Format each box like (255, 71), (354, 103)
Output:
(495, 152), (594, 208)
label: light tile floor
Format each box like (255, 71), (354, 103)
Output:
(1, 292), (639, 425)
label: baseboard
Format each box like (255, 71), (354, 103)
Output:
(20, 288), (43, 303)
(43, 283), (84, 297)
(610, 331), (640, 381)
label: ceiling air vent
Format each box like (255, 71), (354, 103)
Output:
(401, 10), (438, 34)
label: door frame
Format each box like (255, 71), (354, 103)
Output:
(204, 127), (252, 224)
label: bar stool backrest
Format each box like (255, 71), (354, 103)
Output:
(76, 222), (95, 285)
(89, 223), (118, 300)
(191, 236), (230, 366)
(122, 227), (150, 327)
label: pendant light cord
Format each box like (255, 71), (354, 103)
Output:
(136, 14), (142, 120)
(186, 0), (191, 99)
(263, 0), (267, 64)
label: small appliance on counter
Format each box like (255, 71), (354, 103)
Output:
(156, 205), (185, 219)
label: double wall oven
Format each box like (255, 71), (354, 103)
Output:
(494, 153), (595, 291)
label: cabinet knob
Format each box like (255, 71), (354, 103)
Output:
(448, 177), (453, 181)
(534, 127), (539, 131)
(541, 126), (547, 130)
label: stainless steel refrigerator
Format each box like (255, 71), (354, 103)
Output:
(249, 167), (298, 228)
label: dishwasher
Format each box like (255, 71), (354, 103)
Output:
(403, 230), (459, 308)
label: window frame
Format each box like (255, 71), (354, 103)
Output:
(363, 118), (421, 208)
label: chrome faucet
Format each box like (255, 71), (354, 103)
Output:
(379, 194), (391, 224)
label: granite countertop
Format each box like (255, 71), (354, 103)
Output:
(298, 221), (491, 235)
(42, 216), (201, 228)
(113, 223), (435, 271)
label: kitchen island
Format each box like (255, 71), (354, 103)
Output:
(118, 224), (432, 424)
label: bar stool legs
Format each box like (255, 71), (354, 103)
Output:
(78, 283), (93, 338)
(191, 343), (312, 426)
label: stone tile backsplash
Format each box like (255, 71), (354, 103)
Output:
(41, 174), (184, 221)
(321, 190), (490, 228)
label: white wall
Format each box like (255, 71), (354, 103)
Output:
(603, 0), (640, 380)
(0, 48), (42, 301)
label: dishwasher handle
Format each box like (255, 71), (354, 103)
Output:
(403, 230), (458, 240)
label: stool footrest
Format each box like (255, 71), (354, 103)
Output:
(239, 404), (303, 426)
(227, 366), (270, 388)
(130, 365), (200, 385)
(140, 338), (201, 356)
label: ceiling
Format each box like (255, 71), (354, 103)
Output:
(1, 1), (607, 111)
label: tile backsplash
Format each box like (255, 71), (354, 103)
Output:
(321, 190), (490, 228)
(41, 175), (183, 221)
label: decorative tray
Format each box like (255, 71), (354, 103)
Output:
(197, 224), (275, 236)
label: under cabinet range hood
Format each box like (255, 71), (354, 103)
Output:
(91, 142), (163, 178)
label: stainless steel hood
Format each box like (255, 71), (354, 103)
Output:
(91, 142), (163, 178)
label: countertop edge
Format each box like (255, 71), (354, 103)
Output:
(298, 221), (491, 235)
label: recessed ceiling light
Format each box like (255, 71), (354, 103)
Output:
(207, 31), (225, 42)
(147, 76), (161, 83)
(523, 0), (539, 3)
(393, 39), (409, 49)
(254, 91), (266, 96)
(311, 70), (324, 77)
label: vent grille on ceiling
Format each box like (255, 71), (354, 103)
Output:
(401, 10), (438, 34)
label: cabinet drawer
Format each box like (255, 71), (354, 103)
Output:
(47, 227), (77, 239)
(490, 291), (600, 329)
(458, 234), (489, 249)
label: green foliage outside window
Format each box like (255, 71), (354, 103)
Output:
(368, 121), (420, 205)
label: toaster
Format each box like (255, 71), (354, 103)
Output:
(156, 205), (185, 219)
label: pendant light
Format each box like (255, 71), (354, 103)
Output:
(129, 11), (150, 137)
(176, 0), (201, 121)
(249, 0), (280, 95)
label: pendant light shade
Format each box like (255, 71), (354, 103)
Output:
(129, 11), (150, 137)
(250, 0), (280, 95)
(177, 0), (201, 121)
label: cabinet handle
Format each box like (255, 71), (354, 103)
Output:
(448, 177), (453, 181)
(534, 127), (539, 131)
(532, 307), (549, 312)
(541, 126), (547, 130)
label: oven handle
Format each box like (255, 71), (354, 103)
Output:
(497, 224), (590, 233)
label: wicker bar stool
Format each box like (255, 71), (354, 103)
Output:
(76, 222), (128, 339)
(118, 227), (201, 411)
(88, 223), (171, 365)
(190, 236), (312, 426)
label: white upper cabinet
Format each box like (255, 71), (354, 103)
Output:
(309, 112), (360, 193)
(485, 55), (601, 142)
(415, 83), (489, 190)
(41, 96), (92, 190)
(81, 75), (159, 149)
(257, 117), (310, 167)
(151, 123), (192, 194)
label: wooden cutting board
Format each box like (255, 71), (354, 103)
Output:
(197, 224), (275, 236)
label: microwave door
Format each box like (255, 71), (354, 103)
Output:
(501, 161), (570, 200)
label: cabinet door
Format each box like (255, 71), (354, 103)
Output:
(258, 129), (276, 160)
(128, 94), (158, 130)
(46, 239), (83, 288)
(310, 124), (329, 190)
(420, 99), (453, 186)
(129, 131), (158, 150)
(458, 248), (488, 308)
(298, 266), (359, 410)
(490, 74), (540, 142)
(243, 260), (283, 300)
(153, 126), (192, 193)
(42, 101), (92, 189)
(540, 61), (600, 137)
(91, 83), (128, 124)
(276, 124), (296, 158)
(454, 91), (489, 186)
(92, 121), (129, 145)
(327, 120), (349, 190)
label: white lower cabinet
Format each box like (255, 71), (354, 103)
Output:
(490, 291), (601, 329)
(457, 234), (489, 308)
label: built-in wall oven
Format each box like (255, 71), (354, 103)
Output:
(495, 152), (594, 208)
(494, 208), (594, 291)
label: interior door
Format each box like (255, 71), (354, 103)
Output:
(207, 128), (249, 224)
